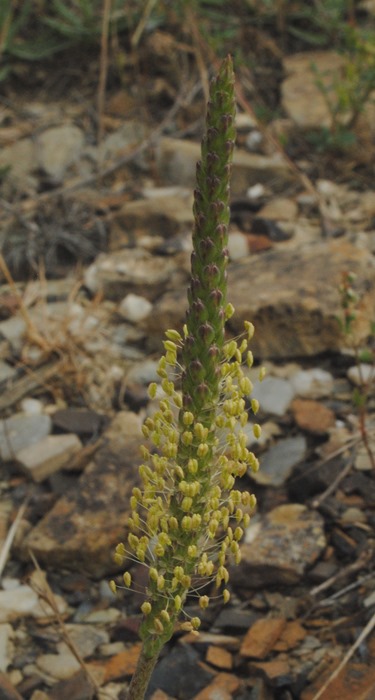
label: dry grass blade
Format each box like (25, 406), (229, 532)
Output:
(28, 551), (102, 695)
(97, 0), (112, 145)
(310, 609), (375, 700)
(131, 0), (158, 49)
(0, 496), (30, 581)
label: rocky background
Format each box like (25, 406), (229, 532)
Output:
(0, 3), (375, 699)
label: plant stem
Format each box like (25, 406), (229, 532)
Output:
(126, 646), (159, 700)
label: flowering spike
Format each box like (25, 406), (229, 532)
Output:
(113, 57), (263, 677)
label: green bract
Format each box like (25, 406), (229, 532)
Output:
(112, 56), (263, 667)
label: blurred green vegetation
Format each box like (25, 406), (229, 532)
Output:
(1, 0), (375, 155)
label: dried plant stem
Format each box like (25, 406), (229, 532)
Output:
(98, 0), (111, 145)
(126, 647), (159, 700)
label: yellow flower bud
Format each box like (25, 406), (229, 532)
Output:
(251, 398), (259, 414)
(160, 609), (171, 623)
(141, 602), (152, 615)
(197, 443), (209, 457)
(199, 595), (209, 609)
(259, 366), (266, 381)
(123, 572), (131, 587)
(181, 496), (193, 512)
(225, 303), (235, 319)
(174, 595), (182, 611)
(191, 617), (201, 630)
(148, 382), (158, 399)
(165, 329), (182, 342)
(183, 411), (194, 426)
(253, 423), (261, 439)
(109, 580), (117, 595)
(244, 321), (255, 339)
(223, 589), (231, 603)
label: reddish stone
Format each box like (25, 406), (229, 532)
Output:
(0, 673), (23, 700)
(248, 658), (291, 682)
(240, 618), (287, 659)
(192, 673), (241, 700)
(291, 398), (335, 435)
(273, 621), (307, 651)
(301, 661), (375, 700)
(247, 234), (273, 253)
(102, 643), (142, 682)
(206, 646), (233, 670)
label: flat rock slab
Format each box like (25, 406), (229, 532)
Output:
(84, 248), (187, 301)
(232, 504), (326, 587)
(143, 240), (375, 359)
(252, 435), (307, 487)
(16, 434), (82, 482)
(21, 416), (143, 576)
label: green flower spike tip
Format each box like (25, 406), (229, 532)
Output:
(114, 56), (263, 700)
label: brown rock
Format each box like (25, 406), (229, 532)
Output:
(143, 240), (375, 359)
(248, 658), (291, 684)
(281, 51), (345, 129)
(291, 398), (335, 435)
(85, 248), (186, 302)
(301, 661), (375, 700)
(273, 621), (307, 651)
(0, 673), (23, 700)
(112, 190), (194, 242)
(206, 646), (233, 670)
(257, 197), (298, 221)
(247, 234), (273, 254)
(21, 416), (143, 576)
(232, 504), (326, 587)
(192, 672), (241, 700)
(49, 670), (95, 700)
(240, 618), (286, 659)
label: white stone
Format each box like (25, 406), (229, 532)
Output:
(0, 585), (38, 622)
(0, 414), (51, 462)
(36, 651), (81, 680)
(247, 183), (266, 200)
(347, 363), (375, 387)
(251, 376), (296, 416)
(16, 433), (82, 482)
(37, 125), (85, 180)
(228, 232), (249, 261)
(119, 294), (153, 322)
(20, 398), (44, 415)
(291, 368), (334, 398)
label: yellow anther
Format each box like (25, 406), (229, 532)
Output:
(148, 382), (158, 399)
(141, 602), (152, 615)
(165, 329), (182, 342)
(199, 595), (210, 609)
(182, 411), (194, 426)
(223, 589), (231, 603)
(123, 572), (132, 587)
(244, 321), (255, 339)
